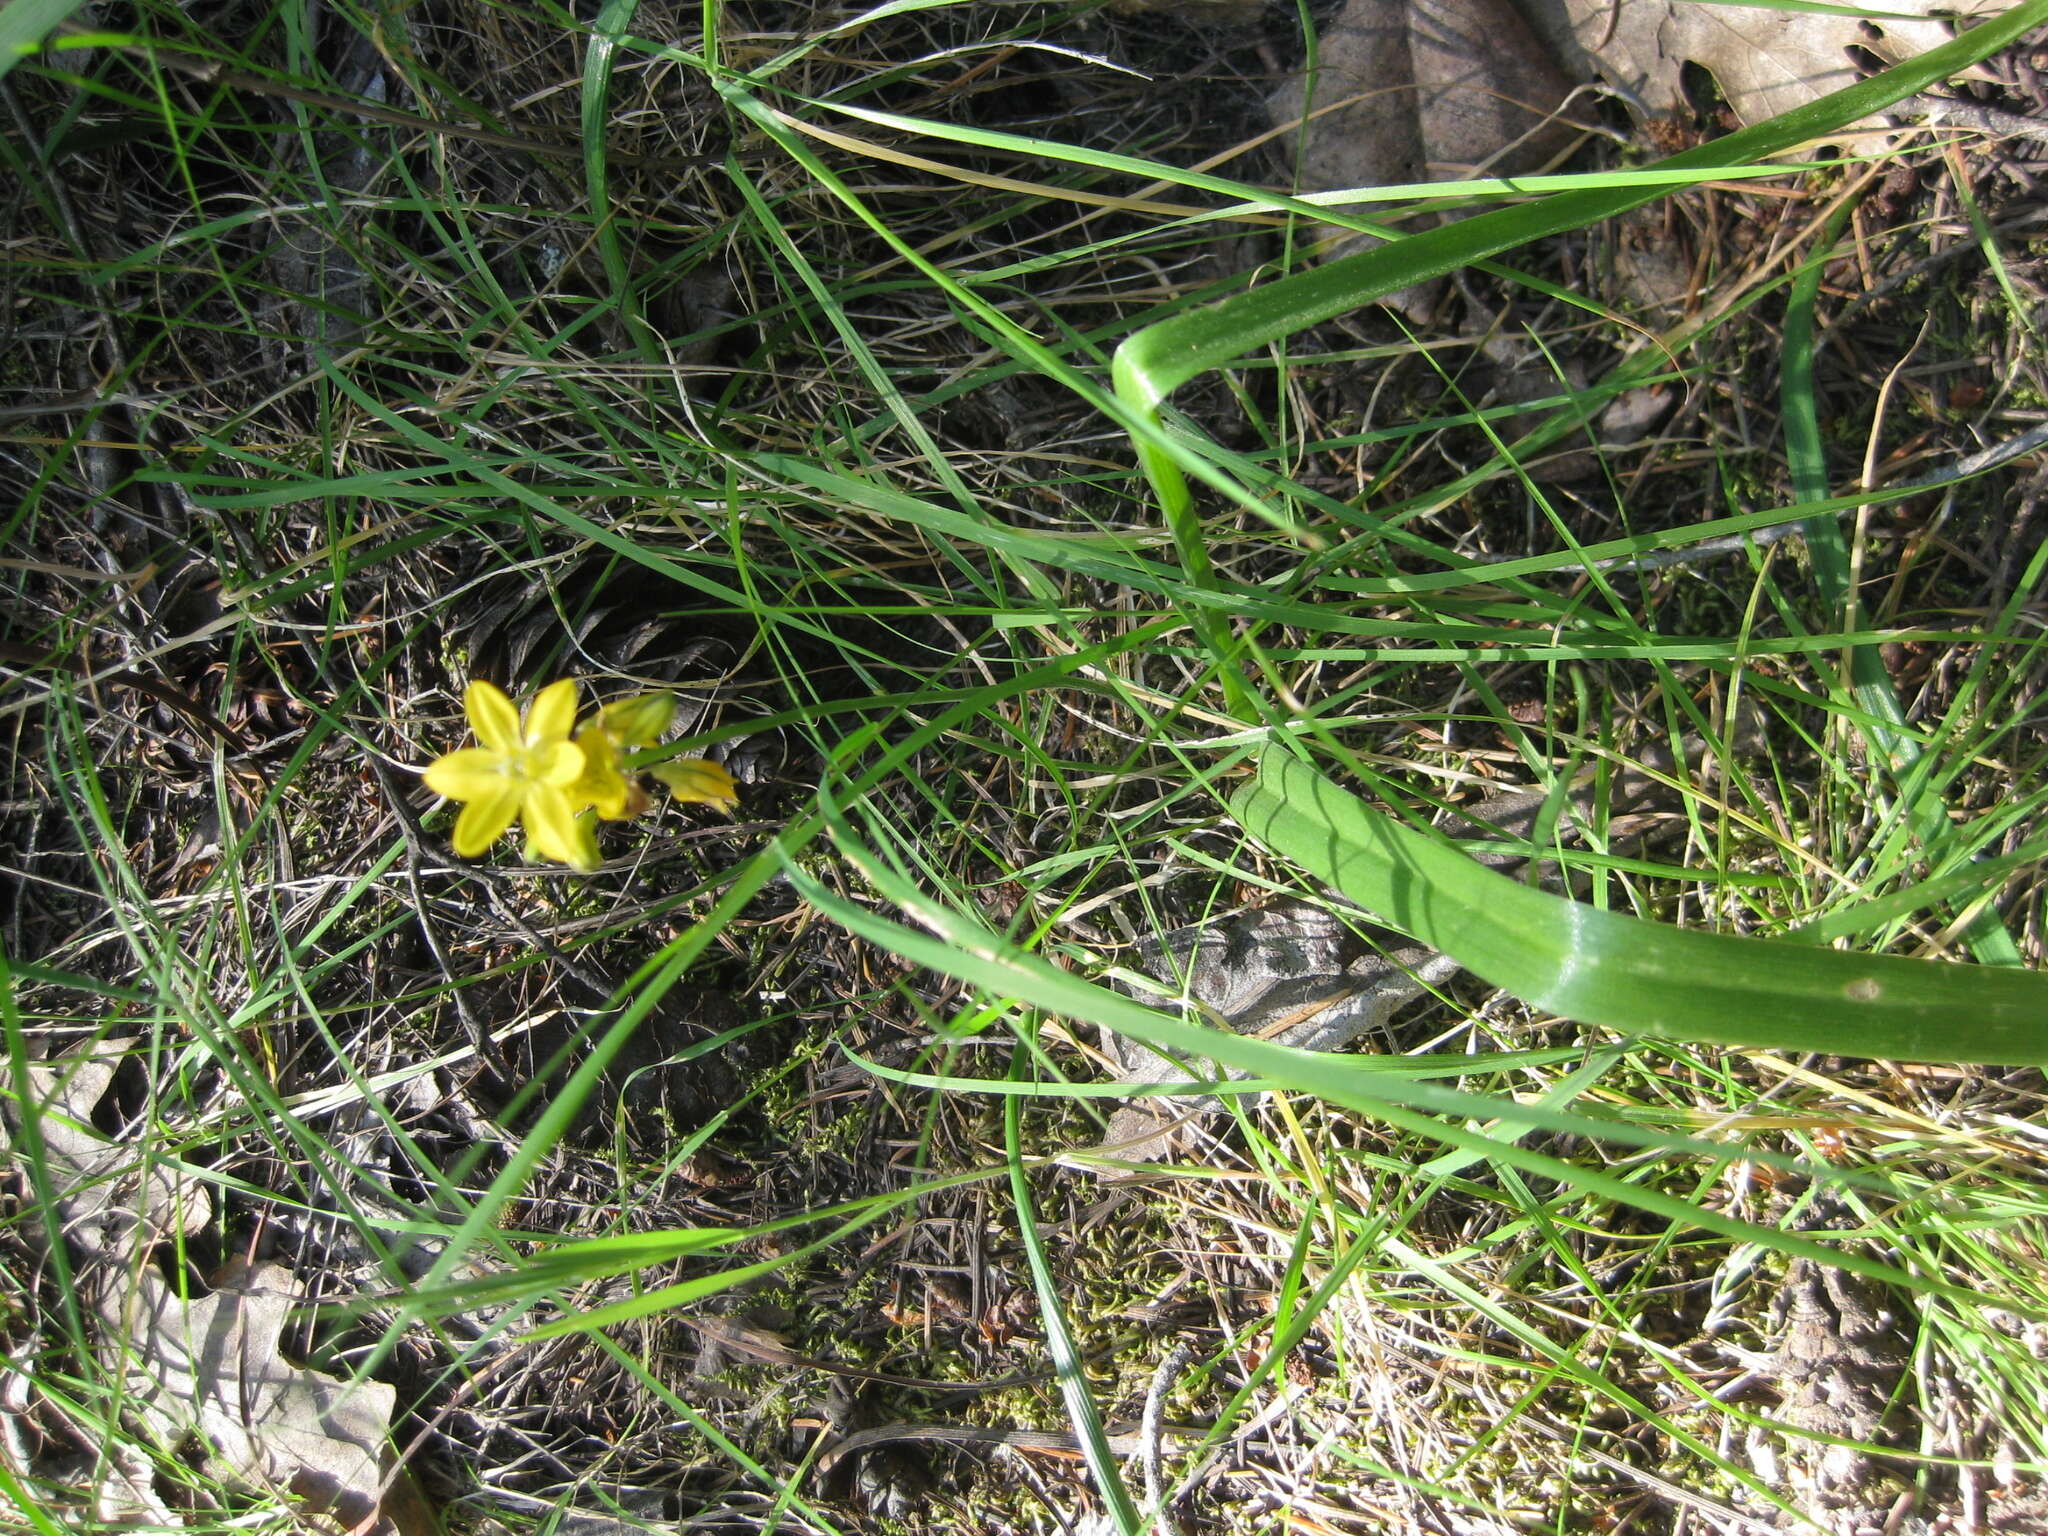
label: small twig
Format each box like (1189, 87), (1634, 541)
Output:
(360, 753), (507, 1075)
(1907, 92), (2048, 147)
(0, 641), (252, 756)
(1141, 1339), (1198, 1531)
(1588, 421), (2048, 577)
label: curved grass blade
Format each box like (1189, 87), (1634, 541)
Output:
(1233, 752), (2048, 1066)
(786, 807), (2042, 1315)
(1112, 0), (2048, 521)
(1005, 1057), (1142, 1534)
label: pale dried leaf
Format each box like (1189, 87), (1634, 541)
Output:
(1411, 0), (1580, 173)
(1270, 0), (1425, 206)
(1545, 0), (2001, 130)
(0, 1046), (211, 1257)
(3, 1052), (420, 1532)
(109, 1260), (401, 1530)
(1270, 0), (1579, 316)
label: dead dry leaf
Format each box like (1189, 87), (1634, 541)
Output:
(3, 1050), (428, 1535)
(108, 1259), (403, 1530)
(1545, 0), (2000, 130)
(1271, 0), (1580, 314)
(1411, 0), (1581, 173)
(1272, 0), (2006, 277)
(1, 1045), (211, 1256)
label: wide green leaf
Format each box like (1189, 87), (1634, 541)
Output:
(1233, 752), (2048, 1065)
(0, 0), (85, 83)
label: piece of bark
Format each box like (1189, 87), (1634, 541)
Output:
(1093, 907), (1464, 1167)
(1746, 1256), (1908, 1523)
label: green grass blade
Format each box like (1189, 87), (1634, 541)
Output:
(1232, 752), (2048, 1064)
(1005, 1059), (1143, 1534)
(582, 0), (658, 364)
(1780, 205), (2025, 967)
(784, 806), (2038, 1314)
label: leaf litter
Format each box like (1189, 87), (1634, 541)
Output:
(1, 1046), (427, 1534)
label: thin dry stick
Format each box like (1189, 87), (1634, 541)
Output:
(1590, 421), (2048, 576)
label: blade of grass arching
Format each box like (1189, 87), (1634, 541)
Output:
(851, 1045), (1596, 1095)
(1005, 1049), (1142, 1536)
(1234, 752), (2048, 1061)
(725, 164), (1026, 536)
(383, 1169), (1015, 1334)
(790, 795), (2047, 1313)
(751, 452), (1189, 592)
(715, 82), (1257, 704)
(582, 0), (659, 365)
(758, 84), (1802, 234)
(760, 447), (2007, 668)
(1113, 0), (2048, 521)
(1780, 206), (2021, 966)
(493, 1191), (957, 1339)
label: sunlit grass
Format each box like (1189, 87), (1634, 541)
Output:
(3, 0), (2047, 1529)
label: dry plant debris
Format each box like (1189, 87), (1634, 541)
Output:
(1, 1050), (424, 1534)
(1548, 0), (2002, 127)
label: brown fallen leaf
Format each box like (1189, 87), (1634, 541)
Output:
(105, 1258), (410, 1532)
(2, 1044), (211, 1257)
(1270, 0), (1579, 317)
(1410, 0), (1581, 175)
(2, 1049), (432, 1535)
(1544, 0), (2001, 134)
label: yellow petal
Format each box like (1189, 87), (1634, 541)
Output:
(649, 758), (739, 812)
(465, 681), (521, 756)
(598, 693), (674, 747)
(568, 726), (630, 818)
(533, 738), (585, 788)
(526, 678), (580, 745)
(452, 781), (522, 857)
(566, 813), (604, 870)
(422, 747), (508, 802)
(523, 785), (596, 871)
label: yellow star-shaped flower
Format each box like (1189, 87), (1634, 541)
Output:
(421, 680), (592, 870)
